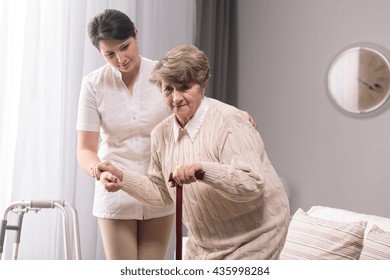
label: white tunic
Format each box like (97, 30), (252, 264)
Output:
(76, 56), (175, 219)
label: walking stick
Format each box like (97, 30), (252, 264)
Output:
(169, 170), (204, 260)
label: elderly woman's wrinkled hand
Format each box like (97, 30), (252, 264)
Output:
(171, 163), (203, 187)
(100, 171), (123, 192)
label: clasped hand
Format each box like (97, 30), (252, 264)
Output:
(94, 160), (123, 192)
(95, 161), (203, 192)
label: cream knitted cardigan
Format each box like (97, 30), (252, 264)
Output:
(122, 98), (290, 259)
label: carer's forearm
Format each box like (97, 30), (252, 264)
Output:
(77, 149), (100, 177)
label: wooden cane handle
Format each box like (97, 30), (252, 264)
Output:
(168, 170), (205, 183)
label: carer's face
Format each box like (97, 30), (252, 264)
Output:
(99, 36), (140, 73)
(161, 81), (205, 127)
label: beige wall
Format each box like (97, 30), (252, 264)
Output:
(236, 0), (390, 217)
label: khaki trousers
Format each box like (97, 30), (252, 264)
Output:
(98, 214), (175, 260)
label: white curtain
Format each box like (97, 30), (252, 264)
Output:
(0, 0), (195, 260)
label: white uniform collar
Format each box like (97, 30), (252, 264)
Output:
(173, 97), (209, 143)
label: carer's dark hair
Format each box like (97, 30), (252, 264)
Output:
(87, 9), (136, 49)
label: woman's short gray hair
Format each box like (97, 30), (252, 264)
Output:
(150, 44), (210, 90)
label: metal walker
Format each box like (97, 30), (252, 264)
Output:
(0, 200), (81, 260)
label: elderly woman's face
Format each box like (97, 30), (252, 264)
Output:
(161, 80), (205, 127)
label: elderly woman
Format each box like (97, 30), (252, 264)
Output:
(99, 44), (290, 260)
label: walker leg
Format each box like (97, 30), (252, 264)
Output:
(53, 202), (71, 260)
(11, 212), (24, 260)
(64, 202), (81, 260)
(12, 244), (20, 260)
(1, 200), (82, 260)
(0, 220), (7, 260)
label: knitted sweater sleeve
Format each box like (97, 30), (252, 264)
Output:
(201, 113), (268, 203)
(120, 170), (174, 206)
(120, 127), (174, 206)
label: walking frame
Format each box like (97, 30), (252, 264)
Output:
(0, 200), (81, 260)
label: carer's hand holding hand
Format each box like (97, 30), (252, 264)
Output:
(97, 160), (124, 181)
(97, 161), (124, 192)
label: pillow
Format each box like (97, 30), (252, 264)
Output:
(280, 208), (367, 260)
(307, 205), (390, 238)
(359, 225), (390, 260)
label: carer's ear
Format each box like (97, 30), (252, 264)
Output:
(134, 27), (138, 39)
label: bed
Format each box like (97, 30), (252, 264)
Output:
(280, 205), (390, 260)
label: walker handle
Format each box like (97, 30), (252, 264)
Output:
(30, 200), (58, 209)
